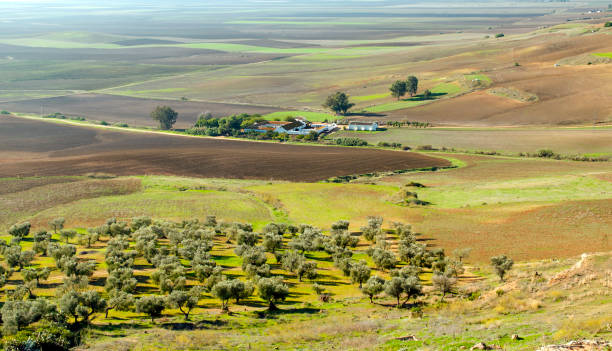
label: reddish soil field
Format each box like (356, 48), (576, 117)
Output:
(381, 30), (612, 125)
(0, 116), (449, 182)
(0, 93), (280, 128)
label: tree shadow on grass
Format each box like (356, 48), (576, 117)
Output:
(89, 276), (106, 287)
(39, 281), (62, 290)
(91, 322), (149, 334)
(256, 306), (321, 319)
(305, 253), (332, 262)
(135, 285), (159, 294)
(287, 291), (309, 299)
(134, 275), (150, 284)
(238, 300), (268, 309)
(160, 322), (211, 331)
(401, 92), (447, 102)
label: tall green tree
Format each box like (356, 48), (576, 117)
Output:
(389, 80), (407, 100)
(323, 92), (355, 115)
(150, 106), (178, 130)
(406, 76), (419, 97)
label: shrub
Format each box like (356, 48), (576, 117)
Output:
(1, 110), (10, 114)
(4, 322), (74, 351)
(99, 121), (109, 126)
(495, 33), (505, 38)
(537, 149), (556, 158)
(114, 123), (129, 128)
(605, 21), (612, 27)
(335, 137), (368, 147)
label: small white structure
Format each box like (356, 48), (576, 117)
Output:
(347, 121), (378, 131)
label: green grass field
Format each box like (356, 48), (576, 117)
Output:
(262, 110), (338, 122)
(593, 52), (612, 58)
(362, 83), (463, 113)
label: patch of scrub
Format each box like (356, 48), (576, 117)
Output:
(488, 87), (538, 103)
(417, 175), (612, 208)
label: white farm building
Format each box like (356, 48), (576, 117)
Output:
(244, 118), (336, 135)
(347, 121), (378, 131)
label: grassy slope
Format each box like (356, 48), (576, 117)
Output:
(83, 252), (612, 351)
(3, 153), (611, 262)
(2, 154), (611, 350)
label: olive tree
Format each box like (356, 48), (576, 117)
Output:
(135, 295), (166, 323)
(1, 299), (56, 335)
(8, 222), (30, 241)
(350, 261), (371, 288)
(60, 290), (107, 325)
(151, 255), (186, 293)
(104, 290), (134, 318)
(263, 232), (283, 259)
(453, 247), (472, 263)
(368, 247), (397, 271)
(212, 279), (233, 312)
(432, 273), (457, 302)
(59, 230), (77, 244)
(4, 245), (34, 271)
(49, 217), (65, 234)
(361, 216), (383, 243)
(22, 267), (51, 287)
(297, 261), (317, 282)
(32, 230), (52, 256)
(362, 276), (385, 303)
(491, 255), (514, 281)
(257, 276), (289, 310)
(167, 286), (202, 320)
(384, 276), (422, 308)
(105, 267), (137, 293)
(229, 279), (254, 304)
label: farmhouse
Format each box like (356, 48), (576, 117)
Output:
(244, 118), (336, 135)
(347, 121), (378, 131)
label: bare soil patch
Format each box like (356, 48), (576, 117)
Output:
(0, 116), (449, 182)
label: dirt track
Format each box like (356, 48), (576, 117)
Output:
(0, 116), (449, 182)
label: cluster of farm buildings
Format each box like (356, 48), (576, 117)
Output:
(244, 117), (378, 135)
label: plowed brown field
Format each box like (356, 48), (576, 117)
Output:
(0, 116), (449, 181)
